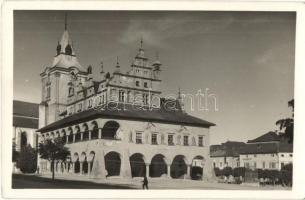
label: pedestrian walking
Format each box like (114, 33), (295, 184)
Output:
(142, 176), (149, 189)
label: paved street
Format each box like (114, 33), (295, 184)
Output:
(12, 174), (291, 190)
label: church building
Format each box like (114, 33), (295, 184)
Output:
(36, 19), (215, 181)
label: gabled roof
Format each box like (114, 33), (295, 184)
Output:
(279, 143), (293, 153)
(13, 100), (39, 129)
(247, 131), (280, 143)
(37, 102), (215, 133)
(210, 141), (246, 157)
(13, 100), (39, 118)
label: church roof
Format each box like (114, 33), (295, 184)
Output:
(37, 102), (215, 133)
(13, 100), (39, 129)
(247, 131), (280, 143)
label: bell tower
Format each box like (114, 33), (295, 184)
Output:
(39, 14), (87, 128)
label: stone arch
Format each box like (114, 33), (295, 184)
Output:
(104, 151), (121, 177)
(67, 127), (73, 143)
(50, 132), (55, 139)
(91, 121), (99, 139)
(88, 151), (95, 172)
(102, 121), (120, 139)
(74, 125), (81, 142)
(55, 131), (60, 138)
(171, 155), (188, 179)
(61, 129), (66, 143)
(73, 152), (80, 173)
(82, 123), (89, 141)
(80, 152), (88, 174)
(130, 153), (146, 177)
(191, 155), (205, 180)
(150, 154), (168, 177)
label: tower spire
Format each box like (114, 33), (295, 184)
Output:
(100, 60), (104, 74)
(64, 13), (68, 30)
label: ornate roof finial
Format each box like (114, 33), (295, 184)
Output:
(140, 37), (143, 49)
(64, 12), (68, 30)
(116, 56), (119, 66)
(178, 87), (181, 99)
(100, 60), (104, 74)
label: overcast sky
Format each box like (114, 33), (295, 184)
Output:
(14, 11), (295, 144)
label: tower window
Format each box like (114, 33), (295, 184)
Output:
(68, 87), (74, 96)
(144, 82), (148, 88)
(46, 86), (51, 99)
(136, 81), (140, 87)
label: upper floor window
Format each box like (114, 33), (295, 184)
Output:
(198, 136), (204, 147)
(244, 162), (250, 168)
(88, 99), (93, 108)
(136, 132), (142, 144)
(68, 87), (74, 96)
(262, 161), (266, 169)
(144, 71), (148, 75)
(253, 162), (257, 169)
(269, 162), (276, 169)
(119, 90), (125, 102)
(168, 135), (174, 146)
(136, 81), (140, 87)
(151, 133), (158, 145)
(271, 154), (275, 157)
(281, 154), (284, 157)
(144, 82), (148, 88)
(143, 94), (149, 105)
(254, 154), (257, 157)
(127, 91), (132, 102)
(183, 136), (189, 146)
(77, 103), (82, 112)
(289, 154), (293, 157)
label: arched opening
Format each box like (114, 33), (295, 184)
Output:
(150, 154), (167, 177)
(89, 151), (95, 172)
(61, 130), (66, 143)
(171, 155), (187, 179)
(91, 121), (99, 139)
(82, 123), (89, 141)
(75, 126), (81, 142)
(130, 153), (146, 177)
(81, 152), (88, 174)
(68, 128), (73, 143)
(191, 156), (204, 180)
(73, 153), (80, 173)
(20, 132), (27, 148)
(104, 151), (121, 177)
(102, 121), (120, 139)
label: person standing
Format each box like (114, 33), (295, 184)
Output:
(142, 176), (149, 189)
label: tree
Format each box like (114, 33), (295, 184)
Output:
(276, 99), (294, 143)
(281, 163), (293, 187)
(222, 167), (233, 177)
(12, 141), (19, 162)
(16, 144), (37, 173)
(38, 137), (70, 180)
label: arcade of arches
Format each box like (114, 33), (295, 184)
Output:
(40, 151), (205, 180)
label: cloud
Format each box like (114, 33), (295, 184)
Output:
(118, 13), (235, 48)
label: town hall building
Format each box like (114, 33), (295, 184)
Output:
(36, 20), (215, 181)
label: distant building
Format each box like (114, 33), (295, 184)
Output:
(239, 131), (293, 170)
(210, 141), (246, 169)
(13, 100), (39, 151)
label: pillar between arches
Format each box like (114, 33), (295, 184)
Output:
(145, 163), (150, 178)
(167, 164), (171, 178)
(80, 162), (83, 175)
